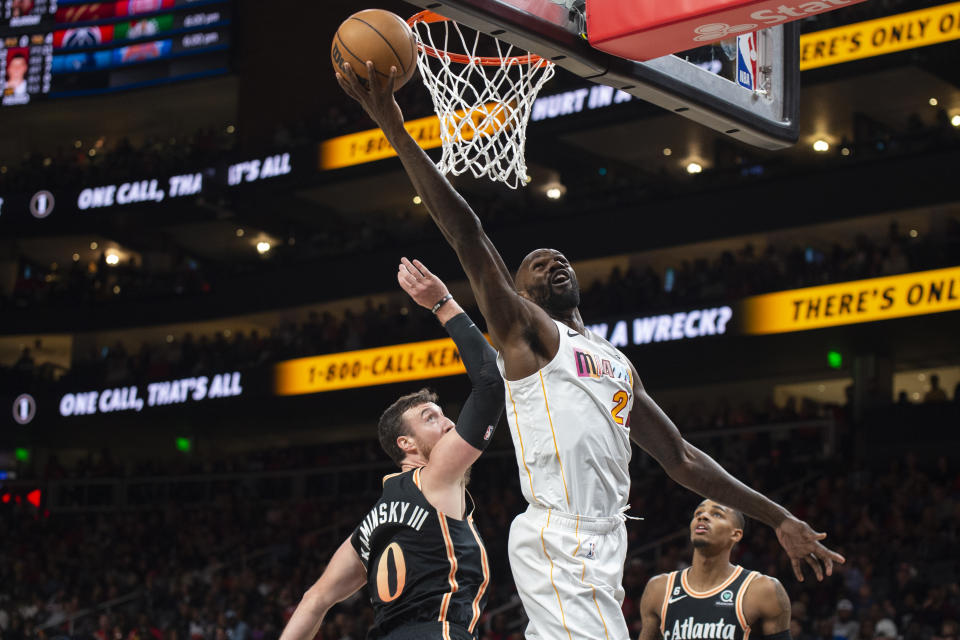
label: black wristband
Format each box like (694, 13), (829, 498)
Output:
(432, 294), (453, 314)
(763, 630), (792, 640)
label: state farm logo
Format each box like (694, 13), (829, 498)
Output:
(692, 0), (859, 40)
(694, 23), (757, 41)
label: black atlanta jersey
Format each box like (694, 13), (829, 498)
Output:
(660, 566), (760, 640)
(350, 467), (490, 640)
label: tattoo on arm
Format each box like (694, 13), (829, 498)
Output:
(765, 579), (792, 635)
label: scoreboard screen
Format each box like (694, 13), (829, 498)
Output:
(3, 0), (57, 28)
(0, 0), (231, 106)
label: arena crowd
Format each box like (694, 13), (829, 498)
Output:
(7, 216), (959, 395)
(1, 438), (957, 640)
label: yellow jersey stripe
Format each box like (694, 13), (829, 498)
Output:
(573, 515), (582, 558)
(538, 371), (570, 508)
(506, 380), (539, 504)
(588, 579), (611, 640)
(539, 509), (573, 640)
(573, 539), (611, 640)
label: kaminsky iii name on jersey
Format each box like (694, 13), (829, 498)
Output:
(661, 567), (760, 640)
(349, 468), (490, 639)
(354, 498), (431, 562)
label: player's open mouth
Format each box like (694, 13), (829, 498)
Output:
(552, 271), (570, 285)
(694, 525), (709, 533)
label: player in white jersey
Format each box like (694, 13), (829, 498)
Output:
(337, 63), (844, 640)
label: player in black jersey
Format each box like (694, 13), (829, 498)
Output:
(639, 499), (792, 640)
(278, 258), (504, 640)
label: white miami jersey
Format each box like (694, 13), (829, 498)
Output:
(496, 319), (633, 518)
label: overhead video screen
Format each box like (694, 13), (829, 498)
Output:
(1, 0), (231, 107)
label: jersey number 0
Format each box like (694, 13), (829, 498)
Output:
(375, 542), (407, 602)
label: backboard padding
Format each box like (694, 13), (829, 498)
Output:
(404, 0), (799, 149)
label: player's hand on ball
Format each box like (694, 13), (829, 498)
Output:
(336, 61), (405, 128)
(775, 515), (845, 582)
(398, 258), (449, 310)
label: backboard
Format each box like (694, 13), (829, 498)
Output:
(401, 0), (799, 149)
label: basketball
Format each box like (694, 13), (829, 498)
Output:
(331, 9), (418, 89)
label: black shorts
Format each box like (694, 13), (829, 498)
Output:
(379, 621), (474, 640)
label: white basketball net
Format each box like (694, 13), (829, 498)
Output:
(410, 16), (556, 189)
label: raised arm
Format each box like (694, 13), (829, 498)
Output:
(639, 574), (668, 640)
(278, 537), (366, 640)
(626, 363), (845, 582)
(336, 64), (551, 357)
(397, 258), (503, 489)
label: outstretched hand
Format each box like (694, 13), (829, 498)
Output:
(398, 257), (450, 310)
(775, 515), (845, 582)
(335, 61), (405, 129)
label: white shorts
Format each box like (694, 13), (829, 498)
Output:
(509, 504), (630, 640)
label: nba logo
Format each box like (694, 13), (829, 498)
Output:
(736, 33), (757, 91)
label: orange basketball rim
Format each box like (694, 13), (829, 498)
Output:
(407, 10), (552, 67)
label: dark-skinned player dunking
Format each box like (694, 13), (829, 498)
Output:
(337, 62), (844, 640)
(639, 500), (793, 640)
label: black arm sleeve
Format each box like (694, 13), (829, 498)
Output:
(443, 312), (504, 451)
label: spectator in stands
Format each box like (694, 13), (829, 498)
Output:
(1, 440), (959, 640)
(834, 599), (860, 640)
(792, 619), (816, 640)
(93, 613), (111, 640)
(4, 209), (959, 426)
(875, 618), (898, 640)
(924, 375), (948, 403)
(934, 620), (958, 640)
(13, 346), (34, 373)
